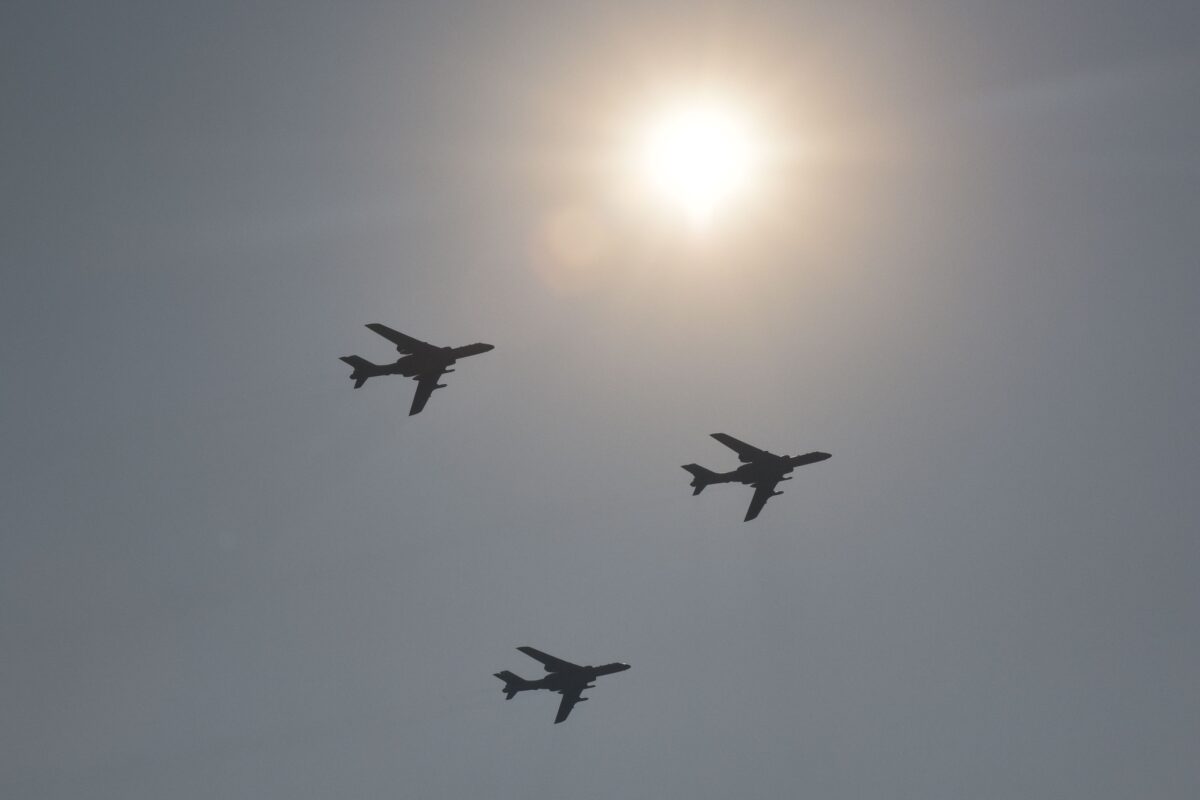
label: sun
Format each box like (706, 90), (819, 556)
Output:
(637, 100), (758, 228)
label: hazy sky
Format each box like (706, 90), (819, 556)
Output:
(3, 2), (1198, 798)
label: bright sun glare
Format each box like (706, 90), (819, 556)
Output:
(639, 101), (758, 228)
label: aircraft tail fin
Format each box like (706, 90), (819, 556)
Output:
(340, 355), (379, 389)
(682, 464), (720, 495)
(493, 670), (532, 700)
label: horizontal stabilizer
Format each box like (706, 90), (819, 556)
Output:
(340, 355), (378, 388)
(494, 670), (532, 700)
(682, 463), (719, 495)
(339, 355), (374, 370)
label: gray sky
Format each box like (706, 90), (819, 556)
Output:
(3, 2), (1198, 798)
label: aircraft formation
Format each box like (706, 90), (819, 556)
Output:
(340, 323), (830, 723)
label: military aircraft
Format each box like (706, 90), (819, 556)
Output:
(683, 433), (831, 521)
(339, 324), (494, 415)
(493, 646), (630, 724)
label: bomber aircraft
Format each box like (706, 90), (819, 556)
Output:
(494, 646), (630, 724)
(339, 324), (494, 415)
(683, 433), (831, 521)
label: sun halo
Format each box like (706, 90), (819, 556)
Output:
(636, 100), (759, 229)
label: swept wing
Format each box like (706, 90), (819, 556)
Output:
(710, 433), (774, 463)
(517, 646), (582, 673)
(744, 480), (781, 522)
(365, 323), (437, 355)
(554, 687), (584, 724)
(408, 372), (445, 416)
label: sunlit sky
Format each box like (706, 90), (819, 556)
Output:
(635, 98), (760, 227)
(3, 2), (1199, 799)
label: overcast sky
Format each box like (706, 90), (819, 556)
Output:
(3, 2), (1199, 798)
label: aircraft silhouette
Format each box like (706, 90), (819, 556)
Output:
(339, 324), (494, 415)
(494, 646), (630, 724)
(683, 433), (831, 521)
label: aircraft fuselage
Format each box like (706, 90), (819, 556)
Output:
(370, 342), (497, 379)
(528, 662), (629, 693)
(377, 347), (458, 378)
(700, 453), (831, 487)
(731, 460), (792, 485)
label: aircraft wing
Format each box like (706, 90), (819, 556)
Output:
(711, 433), (772, 463)
(365, 323), (437, 355)
(408, 372), (443, 416)
(554, 687), (584, 724)
(744, 480), (781, 522)
(517, 646), (582, 673)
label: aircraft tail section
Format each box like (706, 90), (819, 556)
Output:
(682, 464), (721, 495)
(493, 670), (533, 700)
(340, 355), (380, 389)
